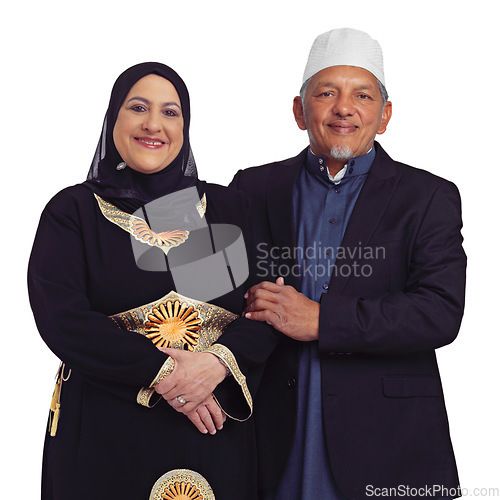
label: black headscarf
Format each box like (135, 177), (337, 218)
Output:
(84, 62), (198, 212)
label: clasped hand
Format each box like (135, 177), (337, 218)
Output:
(155, 348), (227, 435)
(244, 277), (320, 341)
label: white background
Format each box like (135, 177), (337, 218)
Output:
(2, 0), (498, 497)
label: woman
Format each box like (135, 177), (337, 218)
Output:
(28, 63), (277, 500)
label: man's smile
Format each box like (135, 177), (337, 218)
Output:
(327, 120), (358, 133)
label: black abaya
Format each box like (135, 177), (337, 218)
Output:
(29, 180), (278, 500)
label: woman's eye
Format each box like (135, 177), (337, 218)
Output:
(130, 104), (147, 112)
(163, 109), (179, 117)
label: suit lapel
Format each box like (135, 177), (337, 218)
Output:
(331, 144), (399, 294)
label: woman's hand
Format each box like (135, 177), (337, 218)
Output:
(182, 394), (227, 435)
(154, 349), (227, 413)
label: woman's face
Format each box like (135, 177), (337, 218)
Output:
(113, 74), (184, 174)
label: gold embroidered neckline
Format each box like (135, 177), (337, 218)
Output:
(94, 193), (206, 256)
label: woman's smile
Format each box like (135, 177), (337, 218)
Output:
(133, 136), (167, 148)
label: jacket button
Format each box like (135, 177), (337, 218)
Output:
(287, 378), (296, 388)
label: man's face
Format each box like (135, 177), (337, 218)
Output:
(293, 65), (392, 170)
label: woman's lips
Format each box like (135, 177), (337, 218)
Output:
(133, 137), (166, 149)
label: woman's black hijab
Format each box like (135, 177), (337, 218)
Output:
(84, 62), (198, 212)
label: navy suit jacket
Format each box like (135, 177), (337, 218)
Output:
(230, 143), (466, 499)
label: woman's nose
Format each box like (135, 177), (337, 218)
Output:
(142, 111), (161, 132)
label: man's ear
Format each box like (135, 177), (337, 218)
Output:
(377, 101), (392, 135)
(293, 96), (307, 131)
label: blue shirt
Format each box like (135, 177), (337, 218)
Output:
(266, 147), (375, 500)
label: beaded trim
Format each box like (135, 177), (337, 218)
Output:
(136, 357), (176, 408)
(205, 343), (253, 421)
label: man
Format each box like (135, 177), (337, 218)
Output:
(230, 28), (466, 500)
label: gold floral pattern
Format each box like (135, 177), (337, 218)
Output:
(109, 291), (249, 412)
(161, 481), (203, 499)
(130, 219), (189, 248)
(94, 193), (206, 256)
(149, 469), (215, 500)
(144, 301), (202, 350)
(196, 193), (206, 218)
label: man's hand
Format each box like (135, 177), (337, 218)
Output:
(244, 277), (319, 341)
(155, 349), (227, 414)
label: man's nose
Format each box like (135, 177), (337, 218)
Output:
(332, 93), (355, 116)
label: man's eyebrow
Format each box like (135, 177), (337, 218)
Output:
(313, 81), (335, 89)
(126, 96), (181, 108)
(314, 81), (376, 90)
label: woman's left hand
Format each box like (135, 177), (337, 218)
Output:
(154, 349), (227, 413)
(180, 394), (227, 435)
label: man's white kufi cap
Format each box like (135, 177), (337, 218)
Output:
(303, 28), (385, 86)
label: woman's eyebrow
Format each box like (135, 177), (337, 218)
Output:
(126, 96), (181, 109)
(126, 96), (151, 105)
(162, 101), (181, 109)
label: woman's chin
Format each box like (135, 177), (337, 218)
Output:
(127, 162), (169, 175)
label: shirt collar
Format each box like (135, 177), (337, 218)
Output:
(306, 146), (376, 184)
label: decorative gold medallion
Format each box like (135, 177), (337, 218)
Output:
(144, 301), (202, 350)
(110, 291), (237, 352)
(149, 469), (215, 500)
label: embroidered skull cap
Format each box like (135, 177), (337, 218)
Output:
(303, 28), (385, 86)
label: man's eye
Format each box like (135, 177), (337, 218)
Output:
(358, 94), (372, 100)
(320, 92), (333, 97)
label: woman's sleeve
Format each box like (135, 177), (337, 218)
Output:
(28, 195), (169, 402)
(204, 191), (283, 419)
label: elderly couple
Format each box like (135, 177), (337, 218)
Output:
(29, 28), (466, 500)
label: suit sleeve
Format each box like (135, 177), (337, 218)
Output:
(318, 180), (466, 355)
(28, 200), (169, 402)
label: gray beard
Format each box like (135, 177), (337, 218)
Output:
(330, 145), (353, 161)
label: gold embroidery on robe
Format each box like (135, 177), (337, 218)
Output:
(94, 193), (206, 256)
(110, 291), (237, 351)
(110, 291), (253, 419)
(149, 469), (215, 500)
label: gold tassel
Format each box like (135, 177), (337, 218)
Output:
(48, 363), (68, 437)
(49, 403), (61, 437)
